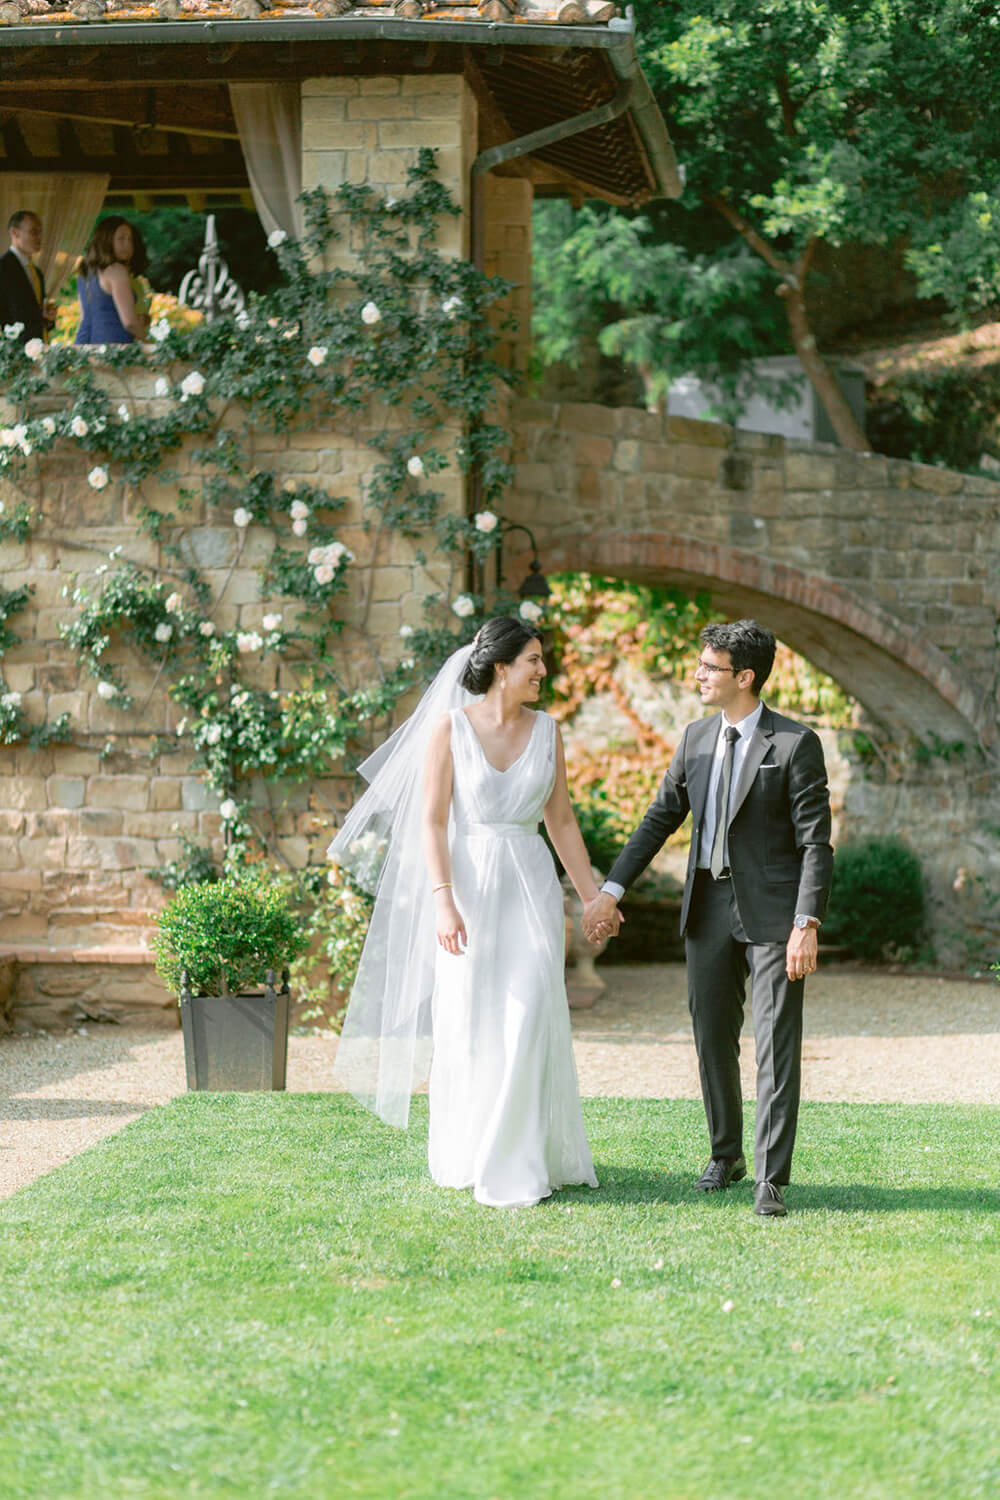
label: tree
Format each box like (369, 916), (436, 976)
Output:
(532, 201), (792, 419)
(631, 0), (1000, 449)
(535, 1), (1000, 450)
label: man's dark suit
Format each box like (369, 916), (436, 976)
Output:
(607, 704), (833, 1184)
(0, 250), (46, 343)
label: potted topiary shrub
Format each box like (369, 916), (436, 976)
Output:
(154, 876), (309, 1092)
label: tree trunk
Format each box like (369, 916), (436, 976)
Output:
(778, 281), (869, 451)
(704, 195), (869, 451)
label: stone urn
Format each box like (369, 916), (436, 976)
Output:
(562, 868), (610, 1009)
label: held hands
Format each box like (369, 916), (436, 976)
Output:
(582, 892), (624, 946)
(435, 890), (467, 956)
(785, 923), (818, 982)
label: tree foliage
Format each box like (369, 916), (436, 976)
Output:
(536, 1), (1000, 446)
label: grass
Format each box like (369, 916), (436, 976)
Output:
(1, 1096), (998, 1499)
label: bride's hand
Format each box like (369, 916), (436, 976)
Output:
(435, 894), (467, 956)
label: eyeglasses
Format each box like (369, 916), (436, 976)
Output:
(695, 657), (738, 675)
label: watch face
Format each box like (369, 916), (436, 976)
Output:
(795, 915), (808, 928)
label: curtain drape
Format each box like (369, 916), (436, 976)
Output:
(229, 84), (303, 242)
(0, 174), (110, 298)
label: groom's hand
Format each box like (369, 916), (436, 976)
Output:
(582, 892), (623, 944)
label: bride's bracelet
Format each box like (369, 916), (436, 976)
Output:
(432, 881), (453, 893)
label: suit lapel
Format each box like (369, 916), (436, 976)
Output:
(729, 704), (775, 821)
(687, 715), (721, 822)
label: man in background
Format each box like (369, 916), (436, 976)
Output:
(0, 210), (56, 344)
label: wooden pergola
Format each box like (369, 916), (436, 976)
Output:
(0, 6), (681, 211)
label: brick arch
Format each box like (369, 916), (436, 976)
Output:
(534, 530), (994, 746)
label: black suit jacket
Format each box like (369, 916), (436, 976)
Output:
(0, 250), (46, 342)
(607, 704), (834, 944)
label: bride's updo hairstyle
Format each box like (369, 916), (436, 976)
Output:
(460, 616), (542, 695)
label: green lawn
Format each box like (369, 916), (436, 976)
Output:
(1, 1096), (998, 1499)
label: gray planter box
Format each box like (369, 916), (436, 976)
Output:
(179, 969), (289, 1092)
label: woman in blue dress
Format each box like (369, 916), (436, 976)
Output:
(75, 217), (150, 346)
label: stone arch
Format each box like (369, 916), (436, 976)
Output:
(534, 530), (994, 746)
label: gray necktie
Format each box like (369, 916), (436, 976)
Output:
(710, 725), (740, 878)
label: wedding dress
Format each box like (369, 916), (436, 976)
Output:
(427, 707), (598, 1208)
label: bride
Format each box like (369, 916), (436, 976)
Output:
(329, 617), (614, 1208)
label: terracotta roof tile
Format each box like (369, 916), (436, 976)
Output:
(2, 0), (621, 25)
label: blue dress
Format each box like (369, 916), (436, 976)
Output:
(74, 275), (134, 346)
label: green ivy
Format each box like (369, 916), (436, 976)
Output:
(0, 151), (525, 877)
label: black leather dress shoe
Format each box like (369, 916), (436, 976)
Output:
(695, 1154), (747, 1191)
(754, 1181), (787, 1217)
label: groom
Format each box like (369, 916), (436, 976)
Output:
(583, 619), (833, 1217)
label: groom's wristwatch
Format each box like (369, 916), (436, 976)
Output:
(794, 913), (820, 929)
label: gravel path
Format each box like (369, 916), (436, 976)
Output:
(2, 964), (997, 1200)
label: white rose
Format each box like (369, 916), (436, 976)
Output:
(292, 518), (308, 537)
(262, 613), (282, 632)
(452, 594), (475, 619)
(219, 798), (238, 822)
(154, 623), (173, 643)
(175, 718), (187, 736)
(199, 620), (215, 638)
(1, 690), (22, 709)
(236, 631), (263, 653)
(204, 723), (222, 745)
(180, 371), (205, 398)
(71, 416), (89, 438)
(399, 624), (414, 638)
(155, 377), (170, 397)
(441, 296), (463, 318)
(325, 542), (348, 565)
(267, 229), (288, 249)
(307, 346), (328, 367)
(407, 455), (425, 478)
(88, 466), (109, 491)
(519, 600), (544, 623)
(0, 430), (15, 447)
(41, 417), (56, 436)
(117, 403), (130, 422)
(313, 564), (335, 585)
(150, 319), (171, 343)
(474, 510), (498, 533)
(96, 681), (117, 701)
(361, 301), (381, 326)
(3, 323), (24, 339)
(233, 508), (252, 528)
(307, 547), (325, 566)
(290, 500), (310, 521)
(23, 338), (45, 361)
(165, 592), (183, 615)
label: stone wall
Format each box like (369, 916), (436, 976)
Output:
(504, 399), (1000, 967)
(505, 399), (1000, 745)
(0, 74), (478, 1028)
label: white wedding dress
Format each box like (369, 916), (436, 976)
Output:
(427, 707), (598, 1208)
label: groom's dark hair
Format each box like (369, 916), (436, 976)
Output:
(461, 616), (542, 695)
(700, 619), (776, 695)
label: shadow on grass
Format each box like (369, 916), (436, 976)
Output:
(563, 1167), (1000, 1216)
(791, 1182), (1000, 1214)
